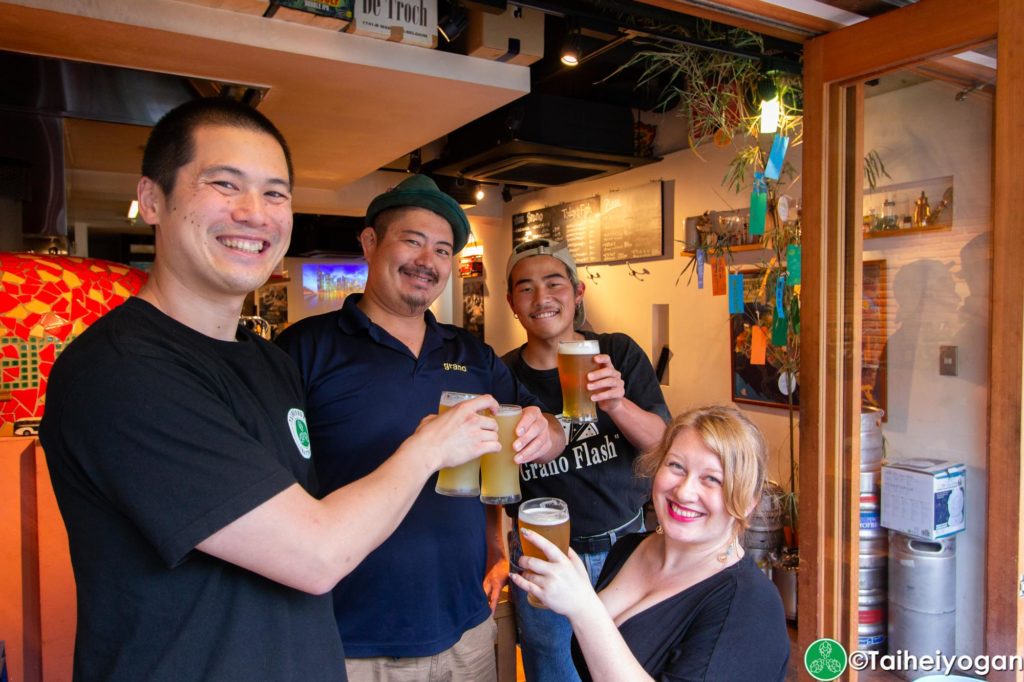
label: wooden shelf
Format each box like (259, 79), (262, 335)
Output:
(863, 175), (953, 233)
(681, 243), (766, 257)
(864, 223), (952, 239)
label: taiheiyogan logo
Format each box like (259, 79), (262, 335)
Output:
(287, 408), (312, 459)
(804, 638), (848, 681)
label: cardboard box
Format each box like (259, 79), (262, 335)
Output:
(347, 0), (437, 48)
(881, 458), (966, 540)
(466, 5), (544, 66)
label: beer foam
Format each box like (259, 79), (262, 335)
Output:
(519, 506), (568, 526)
(558, 340), (599, 355)
(496, 404), (523, 417)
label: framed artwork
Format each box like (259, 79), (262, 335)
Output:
(463, 277), (484, 340)
(729, 260), (887, 411)
(730, 270), (799, 409)
(257, 282), (289, 338)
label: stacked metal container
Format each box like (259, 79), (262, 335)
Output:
(858, 407), (887, 653)
(743, 480), (784, 578)
(888, 534), (957, 680)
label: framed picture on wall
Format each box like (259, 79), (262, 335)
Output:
(728, 260), (887, 411)
(729, 270), (800, 410)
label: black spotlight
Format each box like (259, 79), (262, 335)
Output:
(438, 4), (469, 43)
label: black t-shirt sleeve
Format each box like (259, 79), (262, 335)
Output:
(52, 357), (296, 567)
(603, 333), (671, 423)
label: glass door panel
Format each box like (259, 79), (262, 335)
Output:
(853, 43), (995, 672)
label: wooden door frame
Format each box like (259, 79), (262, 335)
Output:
(800, 0), (1023, 678)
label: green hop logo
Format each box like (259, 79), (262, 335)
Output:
(295, 419), (310, 448)
(804, 638), (848, 681)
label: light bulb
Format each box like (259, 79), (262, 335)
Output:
(760, 96), (780, 134)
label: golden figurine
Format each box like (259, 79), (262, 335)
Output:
(913, 191), (931, 228)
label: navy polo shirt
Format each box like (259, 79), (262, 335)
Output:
(276, 294), (543, 658)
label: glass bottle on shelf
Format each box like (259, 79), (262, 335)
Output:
(882, 195), (898, 230)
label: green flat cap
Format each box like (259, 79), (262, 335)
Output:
(365, 175), (471, 253)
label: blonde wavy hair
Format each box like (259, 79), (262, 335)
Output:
(635, 405), (767, 534)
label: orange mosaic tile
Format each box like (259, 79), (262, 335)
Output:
(0, 253), (147, 433)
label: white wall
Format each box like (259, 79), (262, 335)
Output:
(457, 137), (803, 492)
(864, 78), (992, 657)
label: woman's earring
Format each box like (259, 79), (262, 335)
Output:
(717, 536), (739, 563)
(655, 524), (664, 535)
(513, 313), (519, 320)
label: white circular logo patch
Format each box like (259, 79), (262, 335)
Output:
(287, 408), (312, 459)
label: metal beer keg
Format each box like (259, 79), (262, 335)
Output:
(888, 534), (957, 680)
(743, 480), (784, 553)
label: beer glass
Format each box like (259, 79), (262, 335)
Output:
(435, 391), (482, 497)
(557, 339), (599, 423)
(518, 497), (571, 607)
(479, 404), (523, 505)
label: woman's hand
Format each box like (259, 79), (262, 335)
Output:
(510, 528), (603, 621)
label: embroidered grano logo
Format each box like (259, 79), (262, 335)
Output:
(443, 362), (468, 372)
(287, 408), (312, 459)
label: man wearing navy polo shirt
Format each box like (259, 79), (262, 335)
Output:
(277, 175), (565, 682)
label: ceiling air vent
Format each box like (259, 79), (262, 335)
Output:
(431, 94), (659, 188)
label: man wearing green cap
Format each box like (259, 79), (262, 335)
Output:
(277, 174), (565, 681)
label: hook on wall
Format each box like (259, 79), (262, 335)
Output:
(584, 265), (601, 284)
(626, 261), (650, 282)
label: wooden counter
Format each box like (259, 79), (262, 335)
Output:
(0, 437), (75, 682)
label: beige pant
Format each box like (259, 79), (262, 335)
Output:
(344, 617), (498, 682)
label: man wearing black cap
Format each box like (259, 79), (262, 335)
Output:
(277, 175), (565, 681)
(503, 238), (671, 682)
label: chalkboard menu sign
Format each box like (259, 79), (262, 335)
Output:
(511, 182), (666, 266)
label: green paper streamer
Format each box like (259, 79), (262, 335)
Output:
(771, 311), (788, 346)
(749, 190), (767, 235)
(786, 244), (801, 285)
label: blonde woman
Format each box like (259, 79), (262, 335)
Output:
(511, 405), (789, 681)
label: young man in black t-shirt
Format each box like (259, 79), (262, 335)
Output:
(40, 98), (501, 682)
(503, 238), (671, 682)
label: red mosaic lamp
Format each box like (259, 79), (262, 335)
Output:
(0, 253), (147, 434)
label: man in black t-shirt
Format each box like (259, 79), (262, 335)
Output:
(503, 238), (671, 682)
(40, 98), (501, 682)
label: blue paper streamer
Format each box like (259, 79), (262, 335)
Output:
(764, 134), (790, 180)
(728, 273), (744, 314)
(775, 273), (787, 318)
(696, 249), (705, 289)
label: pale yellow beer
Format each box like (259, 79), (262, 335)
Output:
(480, 405), (523, 505)
(435, 391), (482, 497)
(518, 497), (571, 607)
(557, 340), (599, 423)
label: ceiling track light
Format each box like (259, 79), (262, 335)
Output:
(560, 20), (582, 67)
(437, 3), (469, 43)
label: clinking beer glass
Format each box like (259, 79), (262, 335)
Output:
(479, 404), (523, 505)
(518, 497), (571, 607)
(435, 391), (483, 496)
(557, 339), (599, 423)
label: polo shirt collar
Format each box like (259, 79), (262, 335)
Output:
(337, 293), (457, 342)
